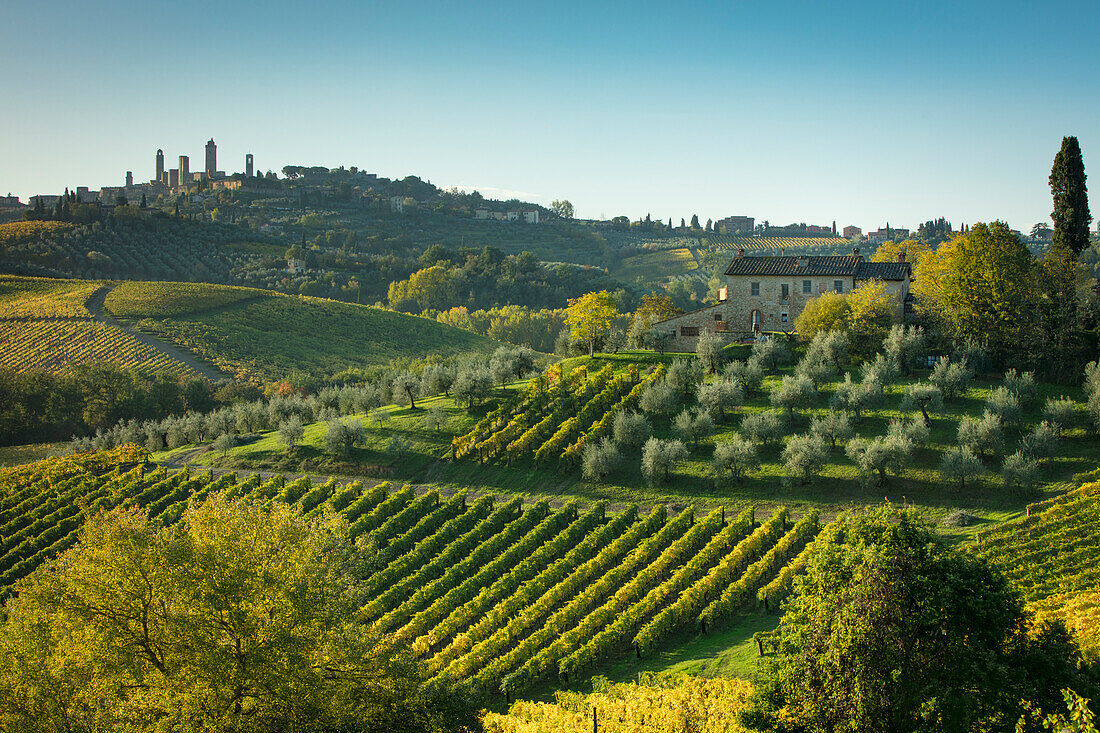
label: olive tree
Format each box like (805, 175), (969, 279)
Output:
(724, 359), (764, 396)
(1019, 420), (1059, 460)
(641, 437), (689, 484)
(712, 435), (759, 485)
(640, 378), (680, 418)
(325, 420), (364, 455)
(582, 438), (622, 481)
(883, 324), (927, 376)
(809, 411), (854, 450)
(673, 408), (715, 449)
(782, 434), (829, 485)
(930, 357), (972, 401)
(770, 374), (815, 422)
(278, 416), (305, 450)
(903, 382), (944, 427)
(957, 411), (1004, 460)
(696, 331), (724, 374)
(741, 410), (784, 448)
(940, 447), (984, 488)
(1002, 451), (1040, 489)
(1003, 368), (1037, 404)
(696, 379), (743, 422)
(845, 432), (912, 486)
(1042, 398), (1077, 436)
(751, 338), (791, 374)
(612, 410), (651, 451)
(666, 358), (705, 399)
(985, 386), (1021, 427)
(391, 373), (421, 410)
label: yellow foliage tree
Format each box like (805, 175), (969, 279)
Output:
(794, 292), (851, 339)
(871, 238), (931, 264)
(387, 265), (451, 312)
(566, 290), (619, 356)
(846, 279), (897, 352)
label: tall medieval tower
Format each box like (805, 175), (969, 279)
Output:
(205, 139), (217, 175)
(245, 153), (254, 178)
(155, 149), (164, 183)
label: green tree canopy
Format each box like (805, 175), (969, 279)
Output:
(0, 497), (479, 733)
(743, 509), (1091, 733)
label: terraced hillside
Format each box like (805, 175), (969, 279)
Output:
(972, 478), (1100, 660)
(0, 275), (199, 377)
(0, 447), (826, 695)
(709, 234), (851, 253)
(104, 281), (500, 381)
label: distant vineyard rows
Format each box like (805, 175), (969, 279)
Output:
(0, 448), (837, 694)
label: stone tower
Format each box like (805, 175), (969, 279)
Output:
(126, 171), (133, 187)
(179, 155), (189, 181)
(155, 149), (164, 182)
(205, 138), (216, 175)
(245, 153), (254, 178)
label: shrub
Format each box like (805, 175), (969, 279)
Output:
(612, 410), (651, 451)
(673, 408), (715, 449)
(1002, 451), (1040, 489)
(712, 435), (759, 484)
(930, 357), (972, 401)
(940, 447), (984, 488)
(782, 434), (828, 485)
(641, 437), (689, 484)
(741, 410), (784, 448)
(809, 411), (853, 449)
(582, 438), (622, 481)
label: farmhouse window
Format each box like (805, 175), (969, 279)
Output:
(834, 280), (844, 293)
(803, 280), (812, 294)
(681, 326), (699, 337)
(781, 311), (789, 323)
(751, 282), (760, 296)
(780, 284), (789, 304)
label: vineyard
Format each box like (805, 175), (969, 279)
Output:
(0, 218), (272, 282)
(709, 235), (851, 253)
(452, 362), (664, 466)
(103, 282), (499, 381)
(972, 478), (1100, 660)
(483, 675), (753, 733)
(0, 447), (832, 695)
(0, 275), (197, 376)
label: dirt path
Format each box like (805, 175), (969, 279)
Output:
(84, 285), (231, 381)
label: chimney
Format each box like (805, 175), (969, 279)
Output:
(737, 248), (745, 258)
(797, 255), (808, 268)
(852, 246), (860, 257)
(898, 250), (906, 263)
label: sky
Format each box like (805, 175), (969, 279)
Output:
(1, 0), (1098, 232)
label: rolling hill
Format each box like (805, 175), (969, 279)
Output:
(103, 280), (500, 382)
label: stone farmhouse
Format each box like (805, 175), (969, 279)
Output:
(656, 248), (912, 352)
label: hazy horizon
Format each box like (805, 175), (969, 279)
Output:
(2, 0), (1098, 233)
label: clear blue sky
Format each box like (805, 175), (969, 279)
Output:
(1, 0), (1097, 232)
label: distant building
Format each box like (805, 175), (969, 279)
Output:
(125, 171), (133, 187)
(168, 169), (180, 188)
(29, 195), (61, 207)
(209, 179), (241, 191)
(843, 225), (862, 239)
(0, 194), (20, 206)
(205, 139), (217, 175)
(76, 187), (96, 203)
(474, 208), (540, 223)
(178, 155), (190, 181)
(390, 196), (406, 213)
(655, 248), (912, 350)
(155, 149), (165, 183)
(286, 257), (306, 275)
(245, 153), (254, 177)
(716, 215), (755, 233)
(868, 227), (910, 245)
(805, 224), (832, 234)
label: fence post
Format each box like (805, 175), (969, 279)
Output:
(593, 707), (597, 733)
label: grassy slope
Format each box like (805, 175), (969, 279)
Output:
(105, 281), (501, 382)
(176, 350), (1094, 542)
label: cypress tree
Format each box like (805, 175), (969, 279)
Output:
(1049, 136), (1092, 256)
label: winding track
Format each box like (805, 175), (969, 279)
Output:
(84, 284), (231, 382)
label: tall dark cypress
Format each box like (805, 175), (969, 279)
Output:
(1049, 136), (1092, 256)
